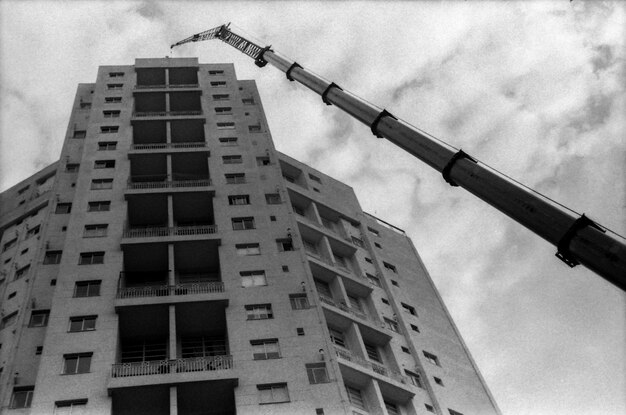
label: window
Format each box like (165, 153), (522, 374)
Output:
(219, 136), (238, 145)
(384, 401), (400, 415)
(209, 70), (224, 75)
(44, 250), (62, 264)
(232, 217), (255, 230)
(210, 81), (227, 87)
(383, 262), (397, 273)
(79, 251), (104, 265)
(297, 327), (305, 336)
(225, 173), (245, 184)
(364, 342), (381, 362)
(246, 304), (273, 320)
(83, 224), (108, 238)
(364, 257), (373, 264)
(88, 201), (111, 212)
(423, 351), (440, 366)
(29, 310), (50, 327)
(329, 328), (346, 348)
(100, 126), (119, 133)
(66, 163), (80, 172)
(104, 97), (122, 103)
(217, 122), (235, 129)
(314, 279), (332, 299)
(401, 346), (410, 354)
(56, 203), (72, 214)
(97, 141), (117, 150)
(8, 292), (16, 299)
(21, 248), (29, 255)
(55, 399), (88, 414)
(36, 346), (43, 355)
(434, 377), (444, 386)
(276, 239), (294, 252)
(91, 178), (113, 189)
(241, 270), (267, 287)
(103, 110), (120, 118)
(312, 187), (320, 193)
(257, 156), (270, 166)
(242, 97), (255, 105)
(215, 106), (232, 114)
(410, 324), (420, 332)
(74, 280), (101, 297)
(265, 193), (281, 204)
(368, 227), (380, 236)
(10, 386), (34, 409)
(18, 185), (29, 194)
(384, 317), (399, 333)
(107, 83), (123, 90)
(366, 273), (381, 287)
(346, 386), (366, 411)
(251, 339), (280, 360)
(109, 71), (124, 77)
(69, 315), (97, 332)
(306, 363), (329, 384)
(270, 215), (276, 221)
(80, 102), (92, 109)
(425, 404), (435, 412)
(73, 130), (86, 139)
(1, 312), (18, 330)
(236, 243), (260, 256)
(405, 370), (423, 388)
(381, 298), (389, 305)
(374, 242), (382, 249)
(248, 124), (261, 132)
(289, 293), (309, 309)
(22, 225), (38, 239)
(212, 94), (229, 100)
(3, 238), (17, 252)
(315, 409), (324, 415)
(308, 173), (321, 183)
(391, 280), (399, 286)
(449, 410), (464, 415)
(228, 194), (250, 205)
(63, 353), (92, 374)
(51, 279), (57, 286)
(401, 303), (417, 316)
(15, 265), (31, 280)
(223, 155), (242, 164)
(94, 160), (115, 169)
(347, 294), (363, 312)
(257, 383), (289, 404)
(282, 265), (289, 272)
(351, 236), (364, 247)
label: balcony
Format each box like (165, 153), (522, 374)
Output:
(334, 346), (410, 385)
(123, 224), (217, 238)
(135, 83), (199, 90)
(117, 281), (224, 299)
(127, 177), (212, 190)
(112, 355), (233, 378)
(133, 110), (203, 117)
(130, 142), (208, 151)
(318, 294), (370, 322)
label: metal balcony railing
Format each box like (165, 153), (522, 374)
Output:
(133, 110), (203, 117)
(123, 224), (217, 238)
(134, 84), (199, 89)
(130, 142), (208, 150)
(127, 178), (211, 189)
(111, 355), (233, 378)
(333, 346), (408, 384)
(116, 281), (224, 299)
(318, 293), (382, 326)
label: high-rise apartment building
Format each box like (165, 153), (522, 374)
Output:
(0, 58), (500, 415)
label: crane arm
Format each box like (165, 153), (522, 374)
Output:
(171, 25), (626, 291)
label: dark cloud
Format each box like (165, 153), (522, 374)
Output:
(135, 1), (164, 20)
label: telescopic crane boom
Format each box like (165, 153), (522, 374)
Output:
(172, 24), (626, 291)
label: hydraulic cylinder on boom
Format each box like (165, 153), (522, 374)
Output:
(171, 24), (626, 291)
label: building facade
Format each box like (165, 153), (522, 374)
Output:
(0, 58), (500, 415)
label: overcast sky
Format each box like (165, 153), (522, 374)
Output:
(1, 1), (624, 414)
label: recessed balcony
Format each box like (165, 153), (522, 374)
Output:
(112, 355), (233, 378)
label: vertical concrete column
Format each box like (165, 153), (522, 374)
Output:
(165, 68), (169, 87)
(309, 201), (323, 225)
(165, 93), (170, 113)
(169, 386), (178, 415)
(168, 194), (174, 227)
(166, 120), (172, 144)
(350, 322), (368, 360)
(331, 274), (349, 307)
(168, 243), (176, 286)
(169, 305), (177, 360)
(167, 154), (173, 181)
(364, 379), (386, 415)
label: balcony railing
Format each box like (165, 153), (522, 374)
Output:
(123, 224), (217, 238)
(333, 346), (408, 384)
(127, 178), (211, 189)
(318, 294), (378, 324)
(111, 355), (233, 378)
(134, 84), (199, 89)
(130, 142), (208, 150)
(117, 281), (224, 299)
(133, 110), (203, 117)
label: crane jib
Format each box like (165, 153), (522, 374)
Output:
(220, 31), (264, 60)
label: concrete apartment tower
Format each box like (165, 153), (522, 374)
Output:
(0, 58), (500, 415)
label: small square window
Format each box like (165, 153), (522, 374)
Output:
(277, 239), (294, 252)
(35, 346), (43, 355)
(312, 187), (320, 193)
(73, 130), (86, 139)
(368, 227), (380, 236)
(383, 262), (397, 273)
(423, 351), (440, 366)
(308, 174), (322, 183)
(289, 293), (309, 309)
(28, 310), (50, 327)
(265, 193), (281, 204)
(410, 324), (420, 332)
(79, 252), (105, 265)
(282, 266), (289, 272)
(8, 292), (16, 299)
(434, 376), (444, 386)
(18, 185), (30, 194)
(63, 353), (93, 374)
(364, 257), (373, 264)
(55, 203), (72, 214)
(257, 156), (270, 166)
(449, 409), (464, 415)
(50, 279), (57, 286)
(248, 124), (261, 132)
(65, 163), (80, 173)
(270, 215), (276, 222)
(297, 327), (304, 336)
(381, 298), (389, 305)
(43, 250), (62, 264)
(242, 97), (255, 105)
(98, 141), (117, 151)
(401, 346), (410, 354)
(391, 280), (399, 286)
(402, 303), (417, 316)
(15, 265), (31, 280)
(306, 362), (330, 384)
(228, 194), (250, 205)
(374, 242), (382, 249)
(316, 409), (324, 415)
(232, 217), (255, 230)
